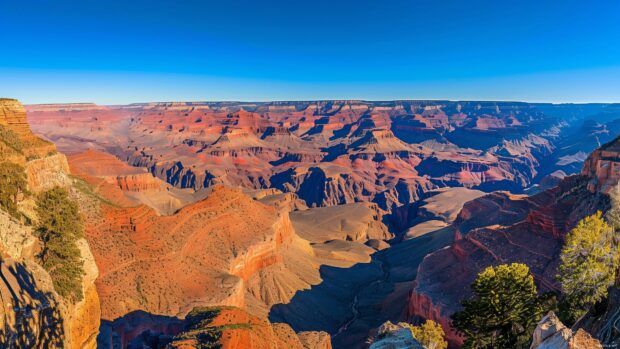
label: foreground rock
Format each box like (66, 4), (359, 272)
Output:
(368, 322), (425, 349)
(531, 312), (602, 349)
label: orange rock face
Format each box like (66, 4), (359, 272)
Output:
(0, 98), (32, 137)
(68, 284), (101, 349)
(86, 185), (297, 320)
(1, 98), (57, 161)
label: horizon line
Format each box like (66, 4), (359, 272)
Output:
(20, 98), (620, 106)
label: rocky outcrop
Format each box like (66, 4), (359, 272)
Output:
(164, 306), (331, 349)
(85, 186), (321, 322)
(582, 135), (620, 193)
(0, 210), (37, 259)
(531, 312), (602, 349)
(0, 98), (33, 138)
(298, 330), (333, 349)
(368, 322), (425, 349)
(24, 153), (72, 192)
(1, 98), (56, 160)
(66, 239), (101, 349)
(0, 98), (101, 349)
(0, 214), (100, 349)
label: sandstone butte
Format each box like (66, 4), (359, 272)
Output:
(407, 135), (620, 346)
(0, 98), (101, 349)
(29, 100), (614, 212)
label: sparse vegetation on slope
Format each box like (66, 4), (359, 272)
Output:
(0, 161), (28, 218)
(0, 124), (24, 152)
(35, 187), (85, 302)
(167, 306), (253, 349)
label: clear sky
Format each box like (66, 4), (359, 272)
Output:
(1, 0), (619, 104)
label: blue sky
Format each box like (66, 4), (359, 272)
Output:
(1, 0), (619, 104)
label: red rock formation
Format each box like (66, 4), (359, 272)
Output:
(27, 100), (572, 210)
(114, 173), (164, 192)
(582, 136), (620, 193)
(85, 186), (303, 320)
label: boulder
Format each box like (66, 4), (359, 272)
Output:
(531, 312), (602, 349)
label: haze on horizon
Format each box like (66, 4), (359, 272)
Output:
(1, 0), (619, 105)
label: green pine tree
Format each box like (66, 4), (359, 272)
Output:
(451, 263), (547, 349)
(35, 187), (85, 302)
(410, 319), (448, 349)
(557, 212), (619, 323)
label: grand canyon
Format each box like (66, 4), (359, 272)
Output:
(4, 1), (620, 347)
(2, 96), (620, 348)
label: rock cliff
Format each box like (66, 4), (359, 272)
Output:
(0, 98), (100, 349)
(582, 135), (620, 193)
(1, 98), (56, 160)
(1, 98), (34, 138)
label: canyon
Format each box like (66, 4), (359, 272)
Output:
(2, 98), (620, 348)
(26, 101), (620, 210)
